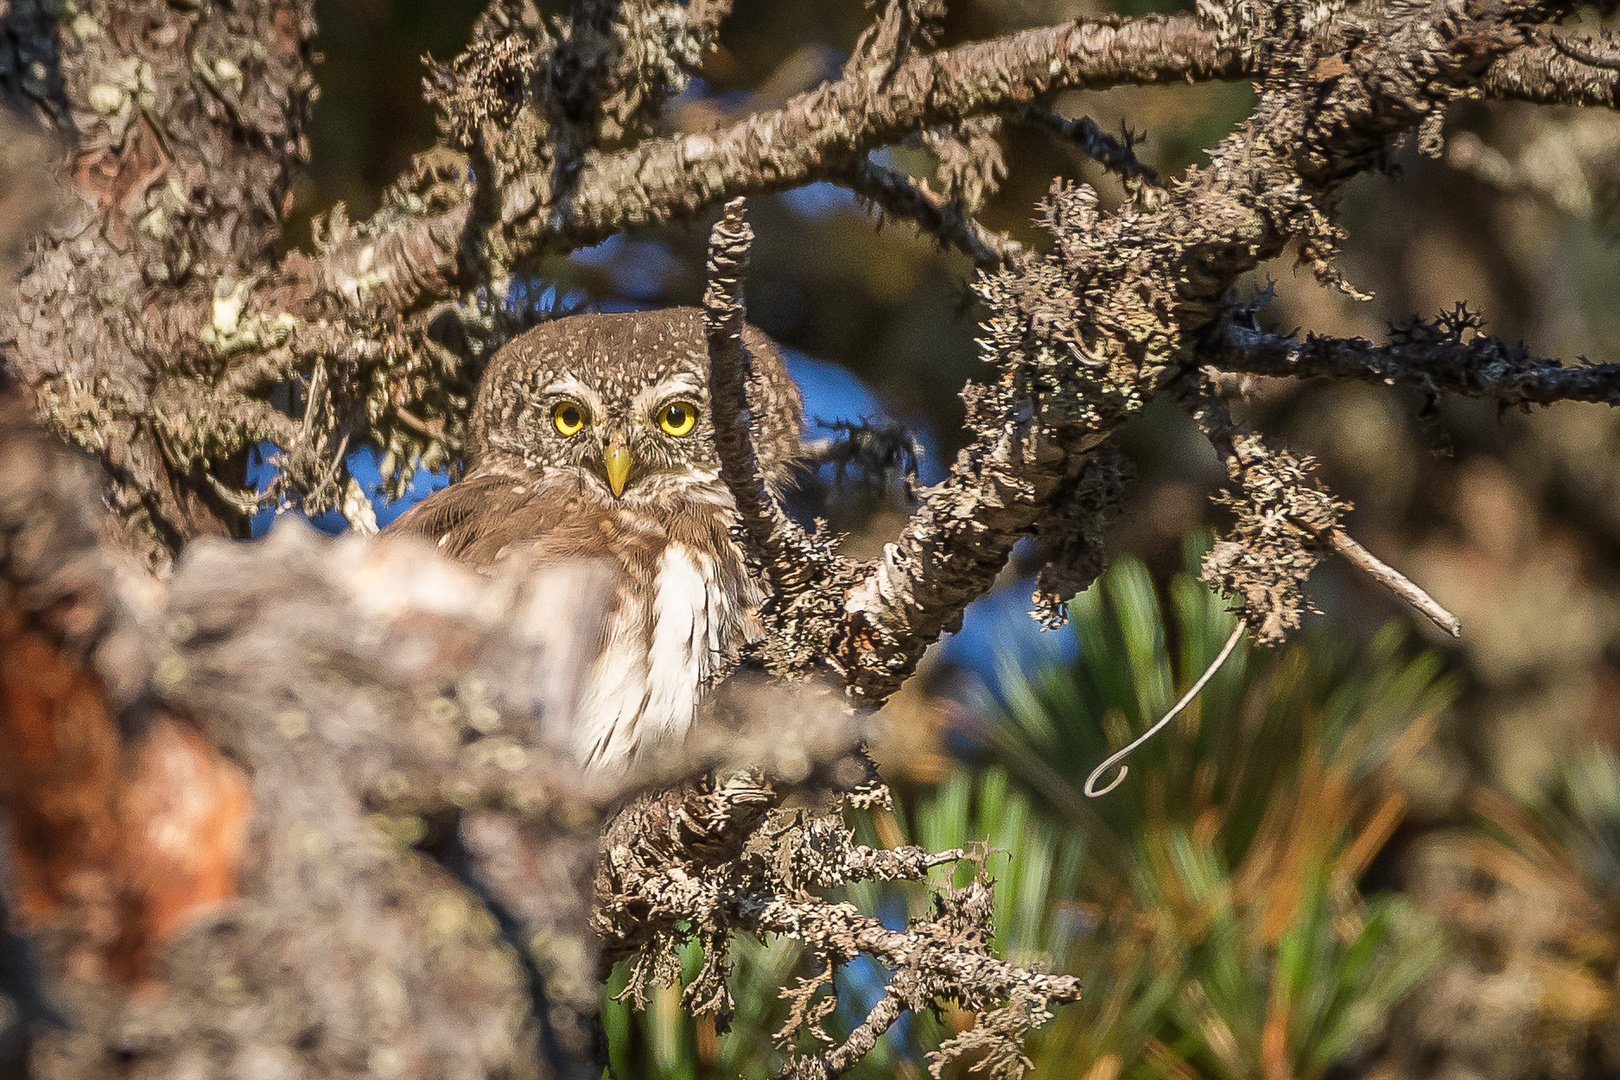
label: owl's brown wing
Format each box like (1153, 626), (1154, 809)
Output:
(383, 473), (581, 569)
(385, 474), (636, 752)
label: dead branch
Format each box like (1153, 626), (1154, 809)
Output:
(595, 760), (1083, 1079)
(1190, 377), (1459, 640)
(1330, 530), (1462, 638)
(1207, 317), (1620, 407)
(1193, 400), (1348, 645)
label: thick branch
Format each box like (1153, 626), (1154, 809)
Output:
(3, 0), (317, 561)
(1208, 321), (1620, 407)
(547, 15), (1248, 249)
(308, 13), (1251, 314)
(1482, 40), (1620, 108)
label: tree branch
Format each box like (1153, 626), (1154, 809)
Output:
(1330, 530), (1462, 638)
(844, 158), (1027, 267)
(826, 0), (1538, 699)
(1018, 104), (1160, 187)
(306, 13), (1252, 315)
(1189, 377), (1460, 639)
(2, 0), (317, 559)
(1482, 39), (1620, 108)
(1206, 318), (1620, 407)
(782, 990), (906, 1080)
(703, 199), (823, 600)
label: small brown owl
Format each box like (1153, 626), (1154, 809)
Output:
(386, 309), (803, 771)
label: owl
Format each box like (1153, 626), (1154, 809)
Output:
(386, 309), (804, 771)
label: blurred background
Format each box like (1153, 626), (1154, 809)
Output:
(261, 0), (1620, 1075)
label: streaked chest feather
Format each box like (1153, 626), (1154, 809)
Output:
(574, 538), (760, 770)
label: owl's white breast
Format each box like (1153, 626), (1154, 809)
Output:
(645, 545), (716, 735)
(573, 540), (753, 771)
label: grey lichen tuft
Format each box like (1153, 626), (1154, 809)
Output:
(1201, 434), (1348, 645)
(1031, 442), (1134, 629)
(972, 180), (1179, 437)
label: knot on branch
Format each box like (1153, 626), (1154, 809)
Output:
(1201, 433), (1347, 645)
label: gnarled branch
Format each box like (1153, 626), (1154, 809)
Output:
(304, 13), (1254, 316)
(703, 199), (824, 600)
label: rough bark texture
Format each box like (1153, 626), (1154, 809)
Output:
(7, 0), (1620, 1075)
(1, 0), (316, 565)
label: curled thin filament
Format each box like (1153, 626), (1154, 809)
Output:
(1083, 619), (1248, 798)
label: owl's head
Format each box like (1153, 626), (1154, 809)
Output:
(467, 309), (803, 501)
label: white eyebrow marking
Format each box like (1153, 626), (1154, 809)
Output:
(631, 377), (705, 416)
(541, 376), (607, 417)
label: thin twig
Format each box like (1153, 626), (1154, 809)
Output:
(207, 474), (275, 515)
(1084, 618), (1247, 798)
(1330, 530), (1461, 638)
(393, 405), (446, 440)
(1018, 105), (1160, 186)
(300, 359), (325, 442)
(845, 158), (1025, 267)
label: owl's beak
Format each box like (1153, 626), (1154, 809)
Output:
(602, 427), (632, 498)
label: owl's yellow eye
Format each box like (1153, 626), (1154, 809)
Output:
(657, 401), (698, 437)
(552, 401), (587, 437)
